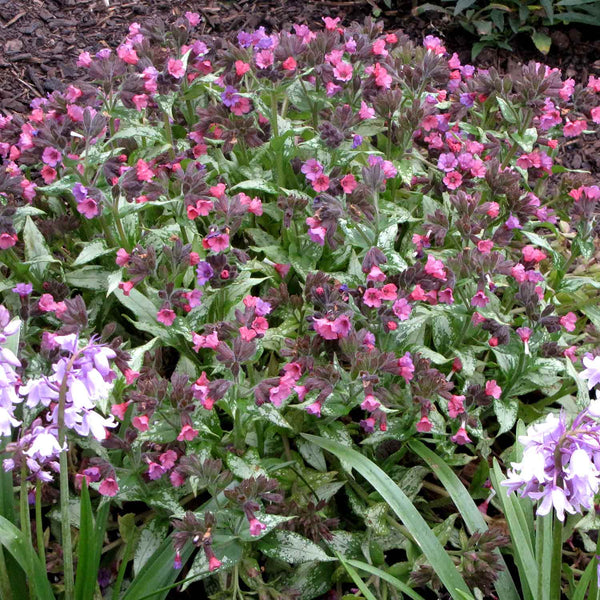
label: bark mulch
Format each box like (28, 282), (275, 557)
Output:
(1, 0), (599, 174)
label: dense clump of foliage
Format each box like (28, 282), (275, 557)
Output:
(1, 12), (600, 600)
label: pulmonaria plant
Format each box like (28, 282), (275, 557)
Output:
(1, 10), (600, 600)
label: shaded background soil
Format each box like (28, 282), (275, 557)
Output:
(1, 0), (599, 174)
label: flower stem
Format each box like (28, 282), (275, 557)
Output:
(35, 481), (45, 568)
(550, 515), (563, 600)
(58, 354), (78, 600)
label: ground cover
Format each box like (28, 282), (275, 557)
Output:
(0, 3), (600, 600)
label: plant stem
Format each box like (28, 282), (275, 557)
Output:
(35, 481), (45, 568)
(163, 111), (176, 161)
(0, 549), (12, 600)
(550, 515), (563, 600)
(58, 354), (78, 600)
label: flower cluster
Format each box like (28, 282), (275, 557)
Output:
(502, 403), (600, 521)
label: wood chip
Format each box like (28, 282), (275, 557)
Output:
(1, 11), (26, 28)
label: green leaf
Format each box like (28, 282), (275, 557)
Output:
(23, 217), (56, 279)
(490, 461), (538, 598)
(496, 97), (518, 124)
(531, 31), (552, 54)
(303, 435), (472, 599)
(347, 559), (426, 600)
(75, 481), (103, 600)
(297, 438), (327, 472)
(121, 534), (194, 600)
(66, 267), (111, 290)
(258, 530), (335, 563)
(337, 553), (378, 600)
(510, 127), (538, 153)
(0, 516), (55, 600)
(408, 441), (520, 600)
(453, 0), (478, 15)
(231, 179), (278, 195)
(72, 240), (113, 266)
(493, 396), (519, 435)
(566, 359), (590, 410)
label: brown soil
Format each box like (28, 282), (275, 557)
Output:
(1, 0), (599, 173)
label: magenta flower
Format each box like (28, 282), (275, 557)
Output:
(471, 291), (489, 308)
(363, 288), (383, 308)
(167, 58), (185, 78)
(157, 308), (176, 326)
(42, 146), (62, 167)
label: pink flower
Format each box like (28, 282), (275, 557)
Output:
(235, 60), (251, 76)
(591, 106), (600, 124)
(124, 369), (140, 385)
(485, 380), (502, 399)
(248, 517), (267, 536)
(177, 424), (199, 441)
(340, 174), (357, 194)
(439, 288), (454, 304)
(516, 327), (532, 343)
(116, 248), (130, 267)
(451, 426), (471, 445)
(363, 288), (383, 308)
(306, 401), (322, 417)
(416, 415), (432, 432)
(477, 240), (493, 254)
(118, 281), (134, 296)
(167, 58), (185, 79)
(559, 312), (577, 332)
(282, 56), (297, 71)
(98, 478), (119, 497)
(202, 232), (229, 252)
(136, 159), (154, 182)
(563, 119), (587, 138)
(332, 314), (351, 338)
(398, 352), (414, 382)
(311, 174), (330, 192)
(443, 170), (463, 190)
(132, 94), (148, 111)
(361, 395), (380, 411)
(185, 11), (201, 26)
(117, 44), (139, 65)
(448, 395), (465, 418)
(157, 308), (176, 326)
(333, 61), (353, 82)
(208, 556), (222, 572)
(76, 52), (92, 67)
(255, 50), (274, 69)
(111, 402), (130, 420)
(38, 293), (57, 312)
(192, 332), (220, 351)
(471, 291), (489, 308)
(380, 283), (397, 301)
(41, 166), (57, 184)
(322, 16), (341, 30)
(522, 245), (547, 263)
(424, 254), (447, 280)
(392, 297), (412, 321)
(359, 101), (375, 119)
(313, 317), (338, 340)
(0, 233), (17, 250)
(367, 266), (386, 282)
(42, 146), (61, 167)
(132, 415), (149, 431)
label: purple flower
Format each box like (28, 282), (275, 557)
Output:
(581, 354), (600, 389)
(301, 159), (323, 182)
(502, 409), (600, 521)
(221, 86), (239, 108)
(12, 283), (33, 297)
(196, 261), (214, 286)
(437, 152), (458, 172)
(352, 135), (363, 149)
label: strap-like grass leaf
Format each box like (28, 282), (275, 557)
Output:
(491, 460), (537, 599)
(336, 553), (378, 600)
(75, 481), (107, 600)
(0, 515), (55, 600)
(409, 440), (520, 600)
(347, 559), (426, 600)
(302, 434), (472, 599)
